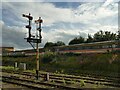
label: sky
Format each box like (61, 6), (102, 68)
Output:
(1, 0), (120, 50)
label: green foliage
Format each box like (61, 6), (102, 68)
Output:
(44, 41), (65, 48)
(44, 30), (118, 47)
(94, 81), (101, 87)
(80, 79), (85, 87)
(117, 30), (120, 40)
(55, 41), (65, 46)
(61, 69), (64, 73)
(2, 56), (36, 70)
(1, 66), (19, 73)
(41, 52), (56, 63)
(86, 34), (94, 43)
(44, 42), (55, 48)
(70, 79), (76, 84)
(2, 53), (120, 77)
(1, 66), (16, 70)
(93, 30), (117, 42)
(69, 36), (85, 45)
(64, 52), (81, 56)
(69, 30), (118, 45)
(51, 80), (55, 84)
(62, 78), (66, 85)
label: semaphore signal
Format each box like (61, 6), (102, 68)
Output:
(22, 13), (43, 80)
(22, 13), (33, 39)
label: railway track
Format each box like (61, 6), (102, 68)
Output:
(22, 72), (120, 87)
(3, 70), (120, 82)
(1, 71), (120, 89)
(2, 72), (83, 90)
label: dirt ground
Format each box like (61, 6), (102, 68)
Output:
(1, 82), (33, 90)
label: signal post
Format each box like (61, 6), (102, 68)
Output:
(22, 13), (43, 80)
(35, 17), (43, 79)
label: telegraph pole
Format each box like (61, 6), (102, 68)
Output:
(22, 13), (43, 80)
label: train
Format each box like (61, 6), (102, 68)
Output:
(3, 40), (120, 56)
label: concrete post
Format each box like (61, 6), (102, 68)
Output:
(15, 62), (17, 68)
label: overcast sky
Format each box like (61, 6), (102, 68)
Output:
(1, 0), (119, 50)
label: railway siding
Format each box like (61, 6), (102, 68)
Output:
(2, 74), (83, 90)
(1, 71), (120, 89)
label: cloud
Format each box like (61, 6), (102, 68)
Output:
(0, 21), (3, 46)
(73, 2), (118, 23)
(3, 2), (117, 26)
(2, 2), (118, 25)
(1, 1), (119, 50)
(1, 21), (28, 50)
(102, 0), (114, 7)
(42, 28), (87, 44)
(2, 0), (119, 3)
(2, 2), (72, 26)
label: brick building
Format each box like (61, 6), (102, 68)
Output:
(0, 47), (14, 53)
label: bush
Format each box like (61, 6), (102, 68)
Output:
(41, 52), (56, 63)
(64, 52), (81, 56)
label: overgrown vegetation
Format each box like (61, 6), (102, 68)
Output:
(2, 56), (36, 70)
(2, 52), (120, 77)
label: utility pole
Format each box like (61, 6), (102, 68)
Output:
(22, 13), (43, 80)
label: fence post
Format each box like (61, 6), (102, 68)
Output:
(23, 63), (26, 70)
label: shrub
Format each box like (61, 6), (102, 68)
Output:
(41, 52), (56, 63)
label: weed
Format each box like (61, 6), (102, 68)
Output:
(70, 79), (76, 84)
(52, 80), (55, 84)
(61, 69), (64, 73)
(80, 79), (85, 87)
(94, 81), (100, 87)
(62, 78), (66, 85)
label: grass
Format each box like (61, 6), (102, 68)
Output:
(2, 52), (120, 77)
(1, 66), (118, 88)
(0, 66), (19, 71)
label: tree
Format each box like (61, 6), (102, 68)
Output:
(54, 41), (65, 46)
(44, 41), (65, 48)
(69, 36), (85, 45)
(86, 34), (94, 43)
(44, 42), (55, 48)
(93, 30), (104, 42)
(103, 31), (116, 41)
(117, 30), (120, 40)
(93, 30), (117, 42)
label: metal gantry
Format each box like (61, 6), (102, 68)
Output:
(22, 13), (43, 80)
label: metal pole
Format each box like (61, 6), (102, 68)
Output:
(36, 42), (39, 80)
